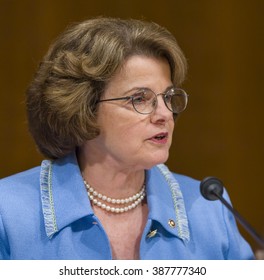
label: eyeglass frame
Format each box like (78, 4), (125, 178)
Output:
(97, 86), (189, 115)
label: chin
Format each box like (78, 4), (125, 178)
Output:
(143, 153), (169, 170)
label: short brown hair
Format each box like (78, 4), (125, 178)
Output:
(26, 17), (187, 159)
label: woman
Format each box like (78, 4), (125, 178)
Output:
(0, 17), (254, 259)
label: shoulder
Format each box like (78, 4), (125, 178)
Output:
(0, 167), (41, 205)
(150, 164), (216, 214)
(163, 168), (232, 229)
(152, 165), (225, 214)
(152, 165), (201, 199)
(0, 166), (40, 187)
(171, 171), (221, 209)
(173, 172), (202, 200)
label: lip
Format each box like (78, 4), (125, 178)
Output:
(147, 132), (169, 144)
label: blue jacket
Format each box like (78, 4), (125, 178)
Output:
(0, 153), (254, 259)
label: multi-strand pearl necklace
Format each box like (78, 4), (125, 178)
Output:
(83, 179), (146, 214)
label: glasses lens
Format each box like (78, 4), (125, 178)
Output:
(165, 88), (188, 113)
(132, 90), (156, 114)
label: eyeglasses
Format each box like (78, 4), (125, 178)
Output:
(98, 87), (188, 115)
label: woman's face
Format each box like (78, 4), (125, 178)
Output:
(88, 55), (175, 171)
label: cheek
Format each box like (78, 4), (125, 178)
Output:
(113, 120), (145, 145)
(98, 107), (144, 141)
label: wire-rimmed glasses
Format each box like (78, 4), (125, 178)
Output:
(98, 87), (188, 115)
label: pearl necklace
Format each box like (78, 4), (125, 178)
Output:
(83, 179), (146, 214)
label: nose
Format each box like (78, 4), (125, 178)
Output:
(150, 95), (173, 123)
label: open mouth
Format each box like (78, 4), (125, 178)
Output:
(154, 134), (167, 140)
(149, 132), (168, 143)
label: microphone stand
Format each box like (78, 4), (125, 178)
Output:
(212, 190), (264, 249)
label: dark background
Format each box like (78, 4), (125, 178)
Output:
(0, 0), (263, 252)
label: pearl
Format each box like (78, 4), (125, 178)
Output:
(83, 179), (146, 214)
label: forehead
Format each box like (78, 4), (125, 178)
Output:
(104, 55), (172, 97)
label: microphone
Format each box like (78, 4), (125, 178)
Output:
(200, 176), (264, 249)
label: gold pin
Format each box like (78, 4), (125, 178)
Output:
(147, 229), (157, 238)
(168, 219), (176, 228)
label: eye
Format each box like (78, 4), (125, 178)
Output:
(164, 88), (175, 103)
(132, 91), (149, 104)
(164, 94), (173, 103)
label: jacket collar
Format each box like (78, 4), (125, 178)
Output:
(40, 152), (92, 238)
(40, 152), (189, 242)
(146, 165), (190, 242)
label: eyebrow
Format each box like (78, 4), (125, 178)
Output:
(121, 85), (175, 96)
(98, 84), (176, 103)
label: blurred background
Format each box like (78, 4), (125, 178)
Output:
(0, 0), (263, 252)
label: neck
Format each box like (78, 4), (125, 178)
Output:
(77, 146), (145, 198)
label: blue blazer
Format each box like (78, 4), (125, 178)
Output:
(0, 153), (254, 259)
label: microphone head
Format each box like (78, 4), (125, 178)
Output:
(200, 176), (224, 201)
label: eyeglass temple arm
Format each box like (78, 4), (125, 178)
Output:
(97, 96), (131, 103)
